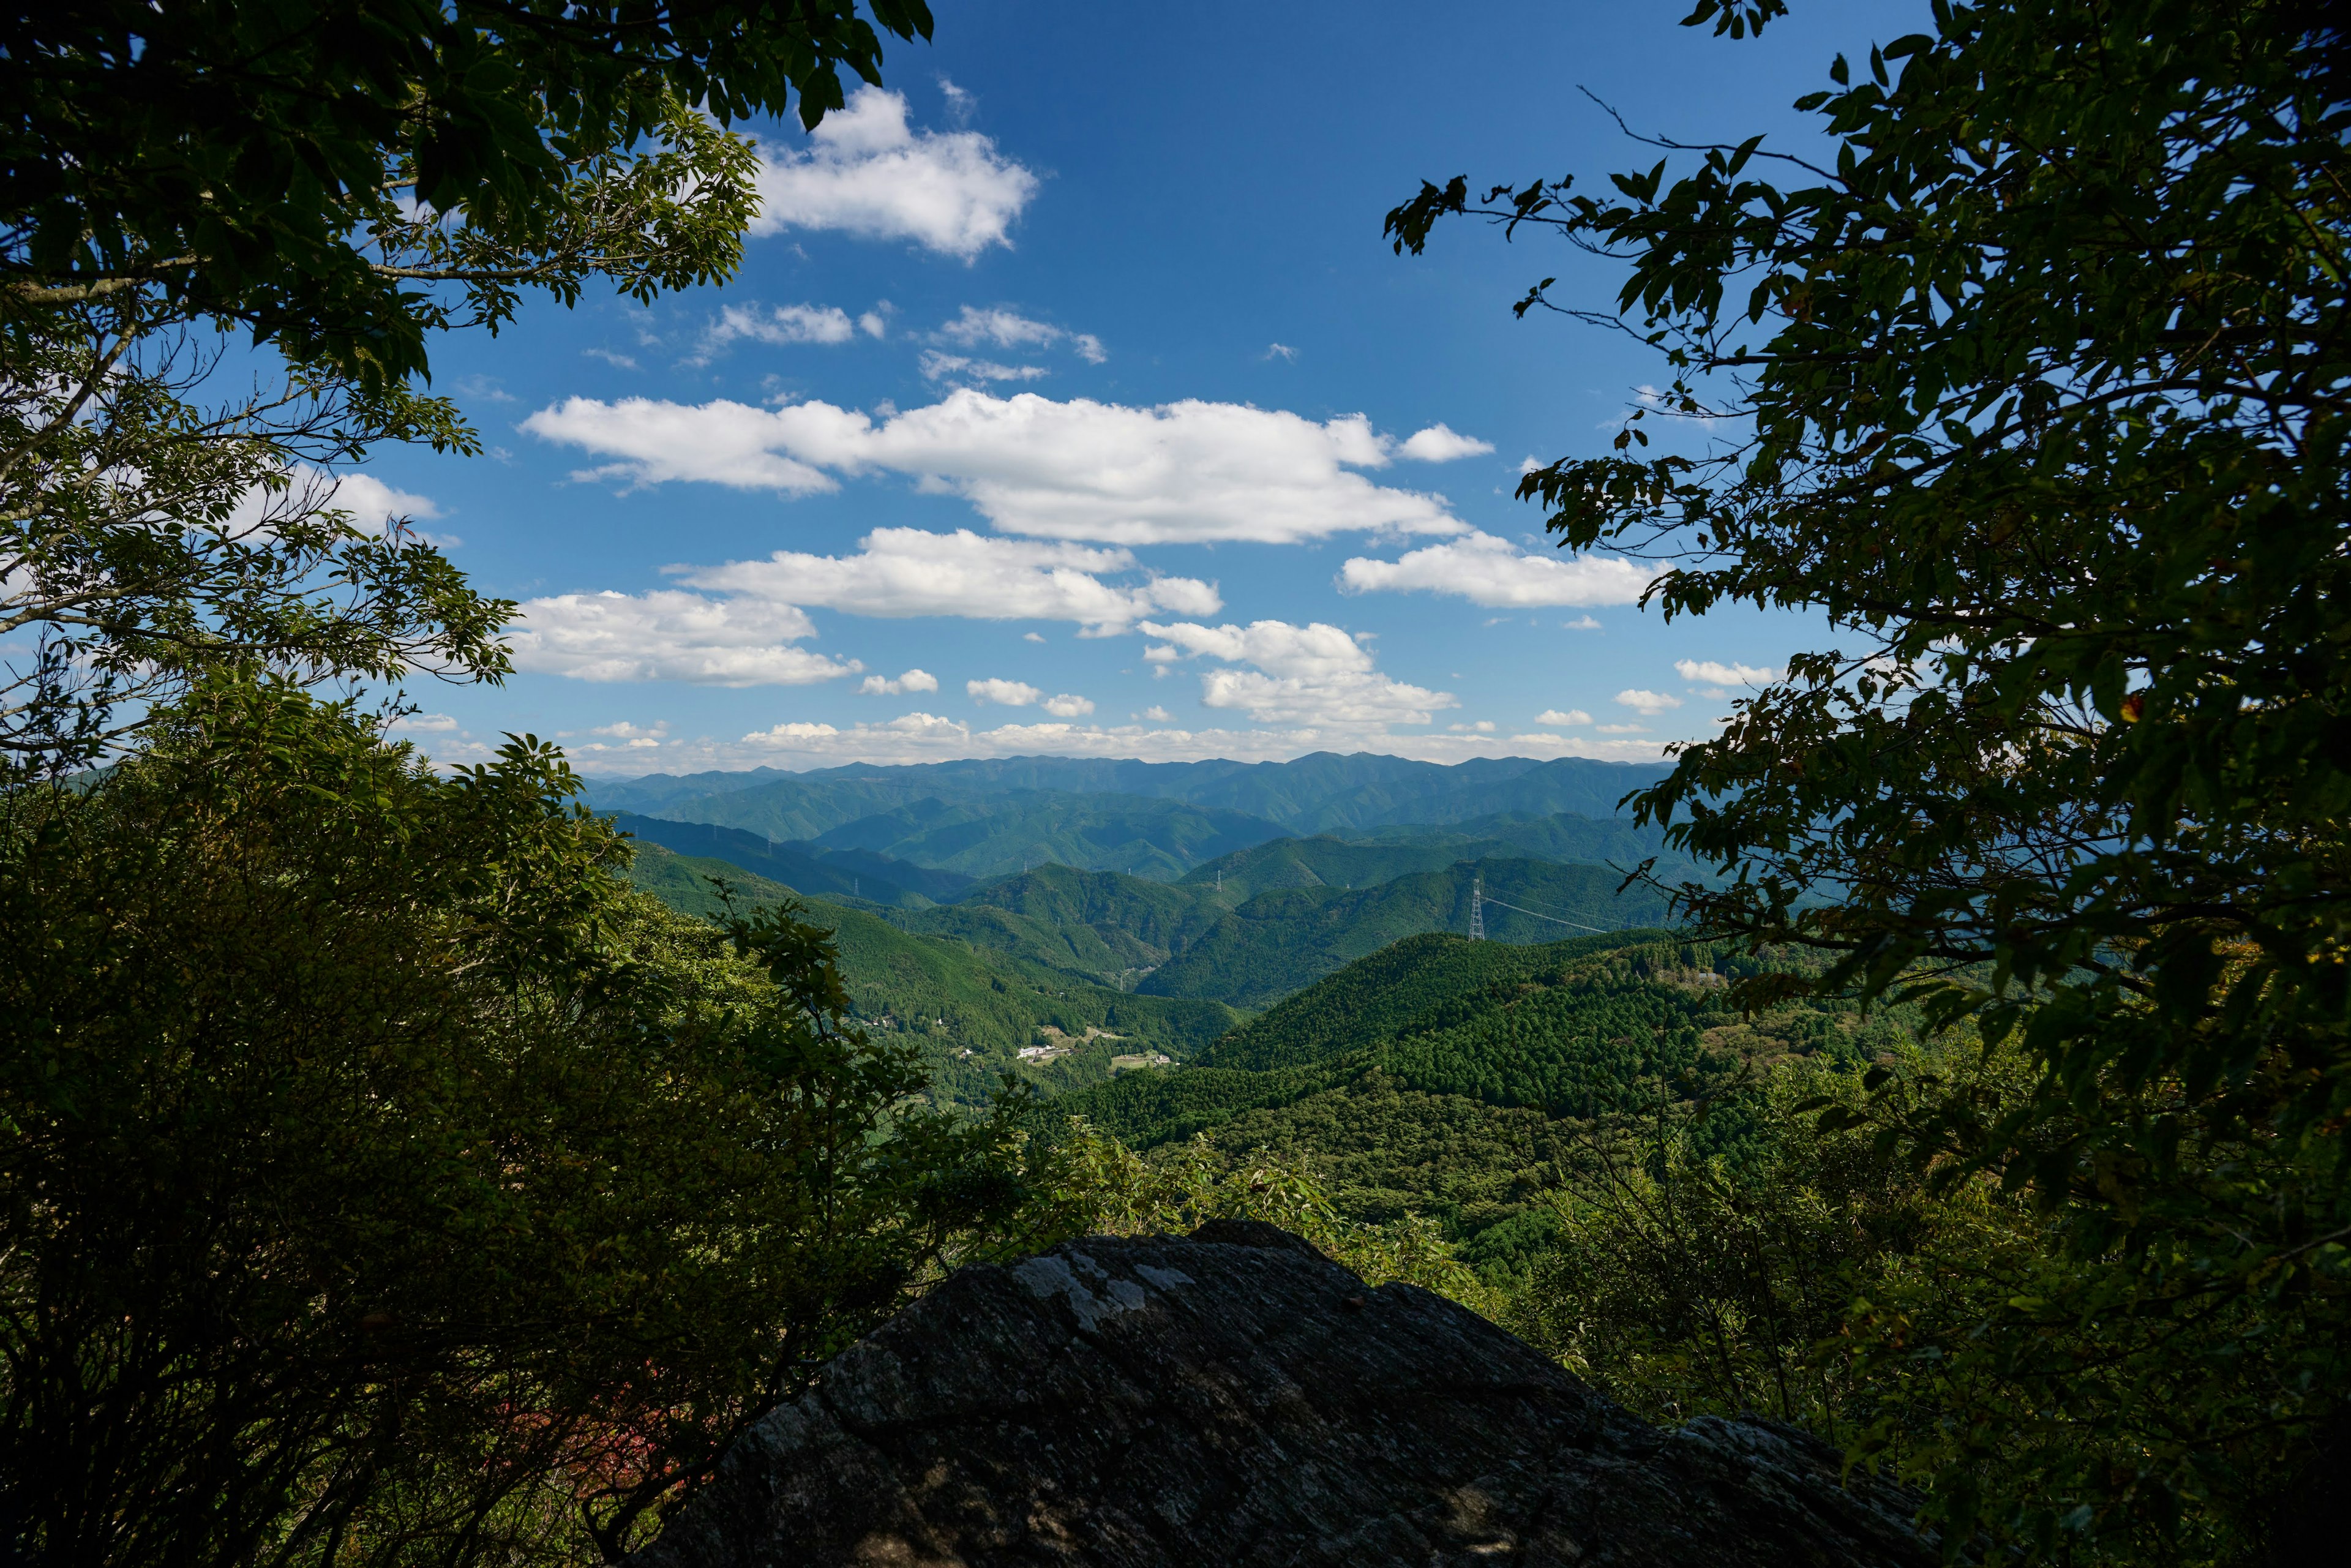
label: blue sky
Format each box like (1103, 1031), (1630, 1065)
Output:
(361, 0), (1910, 775)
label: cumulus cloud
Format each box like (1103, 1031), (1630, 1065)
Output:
(749, 88), (1038, 258)
(1396, 423), (1496, 462)
(1141, 705), (1173, 722)
(858, 668), (939, 696)
(1535, 708), (1592, 726)
(1616, 688), (1684, 715)
(520, 397), (836, 494)
(678, 528), (1220, 636)
(508, 590), (861, 686)
(1562, 615), (1602, 631)
(1338, 530), (1655, 607)
(1138, 618), (1455, 727)
(1043, 693), (1095, 718)
(967, 677), (1042, 705)
(936, 305), (1106, 364)
(524, 389), (1472, 546)
(388, 712), (459, 732)
(228, 466), (457, 548)
(705, 302), (861, 350)
(1596, 722), (1651, 735)
(1674, 658), (1783, 686)
(918, 350), (1049, 384)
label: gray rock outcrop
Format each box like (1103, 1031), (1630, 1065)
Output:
(634, 1220), (1938, 1567)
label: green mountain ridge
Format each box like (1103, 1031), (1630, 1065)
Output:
(585, 752), (1673, 841)
(805, 790), (1286, 879)
(1136, 858), (1674, 1010)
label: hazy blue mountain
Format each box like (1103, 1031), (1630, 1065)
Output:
(607, 812), (973, 906)
(1136, 857), (1674, 1010)
(581, 752), (1675, 845)
(800, 791), (1285, 879)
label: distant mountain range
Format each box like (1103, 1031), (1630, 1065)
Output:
(585, 751), (1671, 841)
(588, 752), (1675, 882)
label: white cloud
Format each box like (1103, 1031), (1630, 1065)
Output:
(1448, 720), (1498, 733)
(1042, 693), (1095, 718)
(1616, 688), (1684, 715)
(1535, 708), (1592, 726)
(858, 668), (939, 696)
(678, 528), (1220, 636)
(325, 471), (441, 531)
(749, 88), (1038, 259)
(933, 305), (1106, 367)
(1674, 658), (1783, 686)
(1138, 618), (1456, 727)
(1142, 705), (1173, 722)
(1596, 722), (1651, 734)
(707, 302), (858, 350)
(1562, 615), (1602, 631)
(228, 466), (456, 548)
(1338, 531), (1655, 607)
(509, 590), (861, 686)
(682, 713), (1673, 770)
(918, 350), (1049, 384)
(520, 398), (836, 494)
(1396, 424), (1496, 462)
(524, 390), (1471, 546)
(968, 677), (1042, 705)
(1022, 631), (1046, 643)
(389, 712), (459, 732)
(591, 720), (669, 739)
(1264, 343), (1299, 362)
(939, 305), (1062, 350)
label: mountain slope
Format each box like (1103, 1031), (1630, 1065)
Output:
(622, 840), (803, 918)
(1136, 858), (1673, 1010)
(1052, 931), (1910, 1244)
(609, 812), (972, 906)
(804, 791), (1284, 879)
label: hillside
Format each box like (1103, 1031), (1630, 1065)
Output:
(1054, 930), (1912, 1248)
(610, 812), (972, 906)
(806, 790), (1284, 879)
(1136, 858), (1674, 1010)
(622, 840), (804, 918)
(620, 842), (1242, 1106)
(1176, 812), (1688, 903)
(895, 864), (1227, 987)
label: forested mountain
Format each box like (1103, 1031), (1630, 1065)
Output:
(610, 812), (973, 906)
(1137, 858), (1673, 1009)
(1177, 812), (1687, 902)
(896, 864), (1228, 987)
(583, 752), (1673, 842)
(806, 790), (1286, 879)
(1054, 930), (1908, 1236)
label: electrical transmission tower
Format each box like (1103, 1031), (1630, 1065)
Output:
(1469, 876), (1485, 941)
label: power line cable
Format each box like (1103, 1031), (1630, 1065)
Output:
(1475, 895), (1615, 934)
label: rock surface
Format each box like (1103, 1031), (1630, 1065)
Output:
(634, 1220), (1938, 1567)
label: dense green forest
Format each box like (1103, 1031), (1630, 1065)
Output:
(1055, 931), (1903, 1231)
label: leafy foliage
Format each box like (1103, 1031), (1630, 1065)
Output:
(1390, 0), (2351, 1552)
(2, 0), (924, 386)
(0, 682), (1036, 1566)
